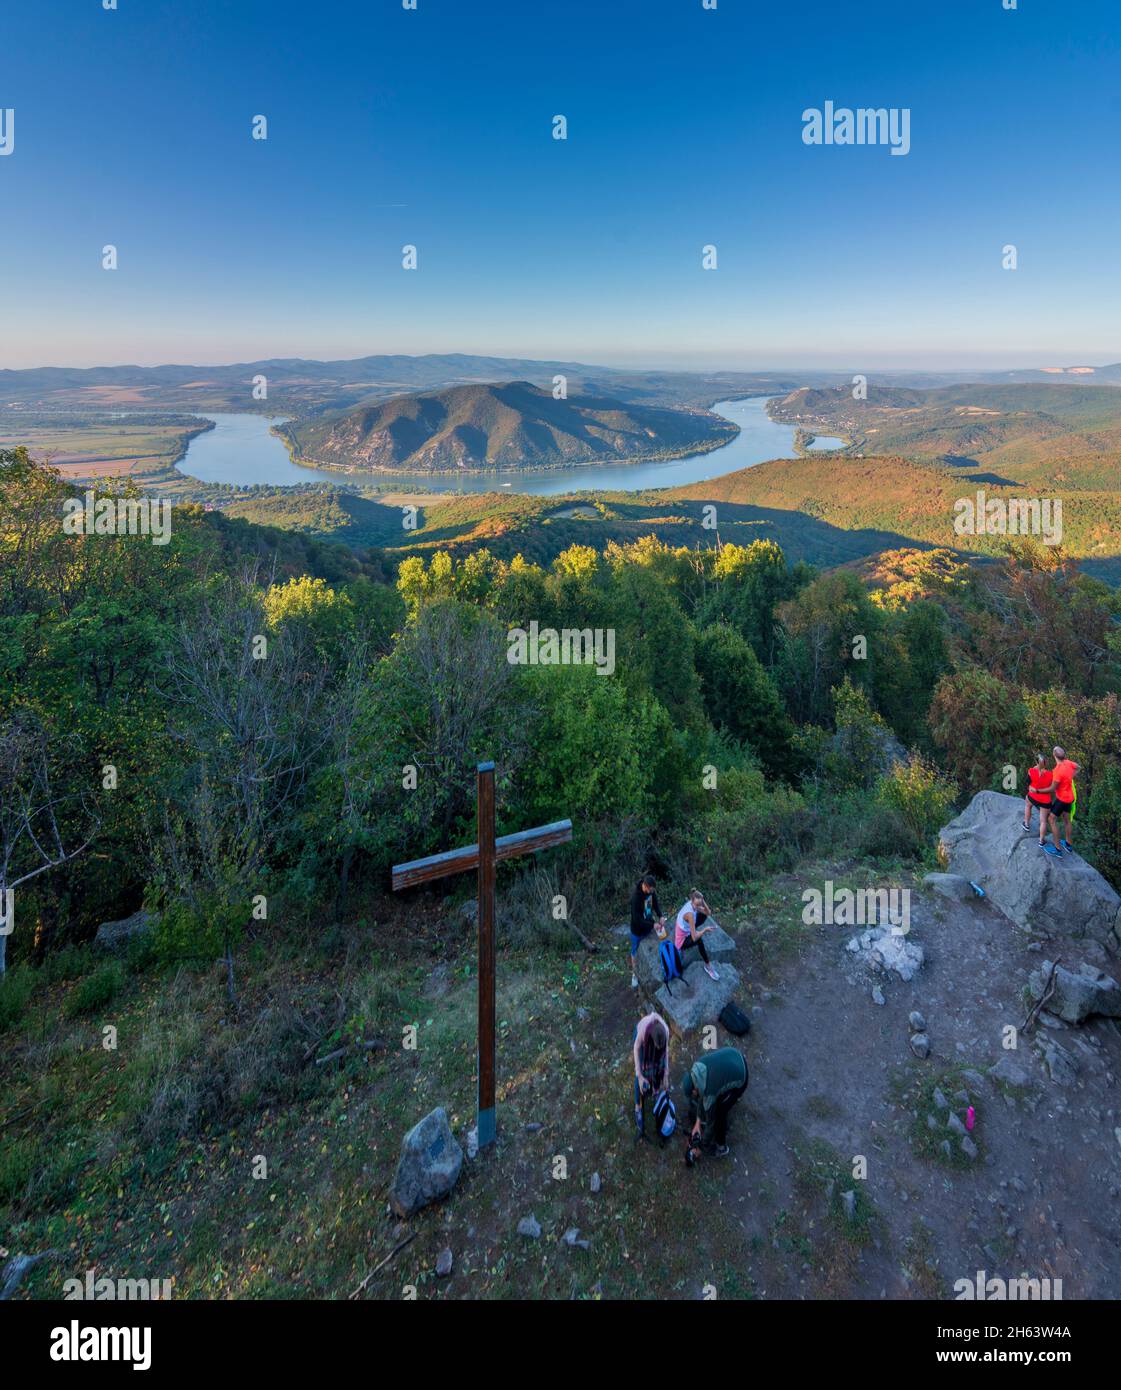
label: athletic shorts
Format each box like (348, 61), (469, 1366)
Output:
(630, 932), (646, 956)
(1027, 794), (1050, 809)
(1051, 798), (1074, 818)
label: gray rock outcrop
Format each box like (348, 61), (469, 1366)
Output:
(94, 909), (154, 953)
(635, 922), (737, 993)
(654, 961), (741, 1036)
(939, 791), (1121, 948)
(1029, 960), (1121, 1024)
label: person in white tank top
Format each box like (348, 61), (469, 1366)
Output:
(675, 890), (720, 981)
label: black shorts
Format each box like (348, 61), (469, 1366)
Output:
(1051, 798), (1074, 818)
(1026, 796), (1050, 813)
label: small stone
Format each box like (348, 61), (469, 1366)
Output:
(435, 1248), (453, 1277)
(590, 1172), (601, 1194)
(933, 1087), (948, 1110)
(961, 1070), (985, 1089)
(926, 1113), (939, 1130)
(517, 1215), (542, 1239)
(841, 1190), (856, 1221)
(940, 1140), (953, 1159)
(948, 1112), (966, 1136)
(953, 1090), (970, 1106)
(909, 1011), (926, 1031)
(872, 986), (886, 1007)
(910, 1033), (930, 1059)
(562, 1227), (590, 1250)
(466, 1129), (479, 1160)
(525, 1122), (543, 1133)
(961, 1135), (978, 1160)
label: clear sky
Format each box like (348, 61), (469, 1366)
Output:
(1, 0), (1118, 370)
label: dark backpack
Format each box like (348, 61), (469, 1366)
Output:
(659, 940), (684, 992)
(719, 1001), (752, 1036)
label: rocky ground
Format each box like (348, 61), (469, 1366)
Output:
(671, 876), (1121, 1298)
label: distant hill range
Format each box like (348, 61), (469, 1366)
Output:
(0, 353), (810, 415)
(4, 350), (1120, 416)
(280, 380), (738, 473)
(769, 380), (1121, 487)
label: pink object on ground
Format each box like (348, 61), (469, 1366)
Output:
(966, 1106), (975, 1131)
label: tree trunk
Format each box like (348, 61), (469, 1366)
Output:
(0, 881), (8, 977)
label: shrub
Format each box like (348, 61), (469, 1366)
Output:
(0, 969), (36, 1031)
(62, 962), (123, 1018)
(874, 757), (958, 846)
(1083, 761), (1121, 890)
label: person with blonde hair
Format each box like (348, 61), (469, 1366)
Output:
(675, 888), (720, 982)
(632, 1010), (671, 1139)
(1023, 753), (1053, 842)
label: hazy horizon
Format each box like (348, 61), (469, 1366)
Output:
(4, 348), (1120, 377)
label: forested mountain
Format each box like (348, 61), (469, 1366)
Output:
(282, 381), (737, 473)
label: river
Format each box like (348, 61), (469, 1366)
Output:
(177, 397), (844, 496)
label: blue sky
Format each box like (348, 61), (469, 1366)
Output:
(1, 0), (1119, 369)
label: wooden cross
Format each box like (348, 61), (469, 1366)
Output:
(391, 761), (572, 1148)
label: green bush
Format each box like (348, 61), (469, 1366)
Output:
(0, 969), (36, 1031)
(62, 962), (124, 1018)
(873, 757), (958, 846)
(153, 897), (236, 964)
(1083, 761), (1121, 890)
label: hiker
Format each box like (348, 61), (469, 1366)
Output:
(1023, 754), (1053, 842)
(675, 889), (721, 981)
(682, 1046), (748, 1162)
(1046, 746), (1080, 857)
(629, 873), (667, 989)
(632, 1010), (671, 1138)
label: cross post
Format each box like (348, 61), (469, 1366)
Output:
(391, 761), (572, 1147)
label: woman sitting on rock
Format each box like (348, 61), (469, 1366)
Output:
(675, 889), (720, 982)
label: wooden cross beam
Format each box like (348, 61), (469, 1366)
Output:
(391, 761), (572, 1148)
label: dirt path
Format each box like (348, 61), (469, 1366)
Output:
(710, 884), (1120, 1298)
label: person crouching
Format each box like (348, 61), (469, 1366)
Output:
(682, 1047), (748, 1162)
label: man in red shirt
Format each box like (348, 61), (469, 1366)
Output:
(1023, 754), (1053, 843)
(1047, 746), (1080, 857)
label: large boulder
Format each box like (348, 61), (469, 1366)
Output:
(923, 872), (974, 902)
(1029, 960), (1121, 1024)
(94, 909), (154, 953)
(654, 960), (740, 1037)
(389, 1107), (463, 1217)
(635, 923), (737, 993)
(939, 791), (1121, 950)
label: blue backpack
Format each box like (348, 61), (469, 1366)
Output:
(659, 939), (684, 993)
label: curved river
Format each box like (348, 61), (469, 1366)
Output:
(178, 396), (843, 496)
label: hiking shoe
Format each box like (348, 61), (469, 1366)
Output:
(630, 973), (638, 988)
(1061, 840), (1074, 855)
(703, 963), (720, 981)
(1021, 822), (1031, 833)
(1042, 844), (1062, 858)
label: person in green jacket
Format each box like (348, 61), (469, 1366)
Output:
(682, 1047), (748, 1161)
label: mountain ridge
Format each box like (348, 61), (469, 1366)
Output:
(280, 380), (738, 473)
